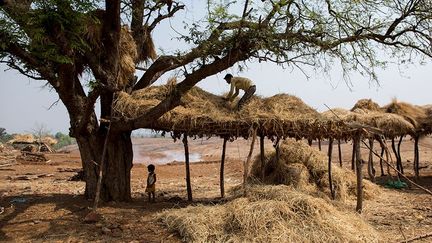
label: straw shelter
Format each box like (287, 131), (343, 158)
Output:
(114, 83), (327, 140)
(383, 99), (429, 134)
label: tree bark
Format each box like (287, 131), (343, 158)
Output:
(77, 131), (133, 201)
(220, 138), (228, 198)
(182, 134), (192, 201)
(354, 134), (363, 213)
(328, 138), (335, 199)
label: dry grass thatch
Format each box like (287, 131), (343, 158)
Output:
(8, 134), (35, 144)
(114, 83), (322, 138)
(138, 25), (157, 62)
(249, 138), (377, 201)
(384, 99), (428, 132)
(157, 185), (380, 243)
(351, 99), (381, 113)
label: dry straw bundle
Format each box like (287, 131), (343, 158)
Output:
(249, 138), (377, 201)
(8, 134), (35, 144)
(157, 185), (380, 243)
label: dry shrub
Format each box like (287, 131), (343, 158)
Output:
(157, 185), (380, 243)
(249, 139), (377, 201)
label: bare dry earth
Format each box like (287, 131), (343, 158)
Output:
(0, 137), (432, 242)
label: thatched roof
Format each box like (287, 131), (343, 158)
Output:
(322, 107), (414, 138)
(351, 98), (381, 113)
(7, 134), (57, 145)
(114, 84), (325, 139)
(383, 99), (429, 134)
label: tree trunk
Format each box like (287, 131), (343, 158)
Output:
(354, 135), (363, 213)
(368, 139), (375, 182)
(328, 138), (335, 199)
(77, 131), (133, 202)
(220, 138), (227, 198)
(414, 135), (420, 179)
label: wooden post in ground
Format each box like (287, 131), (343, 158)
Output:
(338, 139), (343, 167)
(182, 134), (192, 201)
(379, 146), (385, 176)
(308, 139), (313, 146)
(220, 137), (228, 198)
(244, 129), (257, 190)
(318, 139), (322, 151)
(351, 141), (356, 171)
(93, 121), (112, 211)
(391, 138), (400, 177)
(368, 139), (375, 182)
(398, 136), (404, 174)
(354, 133), (364, 213)
(274, 137), (281, 163)
(328, 138), (335, 199)
(414, 135), (420, 179)
(260, 132), (265, 181)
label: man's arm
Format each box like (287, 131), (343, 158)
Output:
(230, 87), (240, 101)
(225, 82), (235, 100)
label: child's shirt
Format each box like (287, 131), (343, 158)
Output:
(147, 172), (156, 186)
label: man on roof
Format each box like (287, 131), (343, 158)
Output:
(223, 74), (256, 110)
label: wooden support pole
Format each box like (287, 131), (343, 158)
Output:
(354, 134), (363, 213)
(328, 138), (335, 199)
(220, 137), (228, 198)
(414, 135), (420, 179)
(391, 138), (400, 177)
(368, 139), (375, 182)
(351, 141), (356, 171)
(260, 132), (265, 181)
(307, 139), (312, 146)
(338, 139), (343, 167)
(318, 139), (322, 151)
(182, 134), (192, 201)
(398, 136), (404, 174)
(93, 122), (112, 211)
(244, 129), (257, 189)
(379, 146), (385, 176)
(274, 137), (281, 163)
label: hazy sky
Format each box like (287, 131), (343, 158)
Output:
(1, 1), (431, 134)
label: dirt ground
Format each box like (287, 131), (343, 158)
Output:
(1, 137), (432, 242)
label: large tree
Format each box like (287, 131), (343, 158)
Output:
(1, 0), (431, 201)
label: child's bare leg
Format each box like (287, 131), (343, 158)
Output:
(152, 192), (156, 202)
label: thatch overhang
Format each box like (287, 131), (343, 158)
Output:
(384, 99), (430, 135)
(114, 85), (330, 139)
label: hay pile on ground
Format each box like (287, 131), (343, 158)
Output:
(114, 84), (323, 138)
(157, 185), (380, 243)
(249, 139), (377, 201)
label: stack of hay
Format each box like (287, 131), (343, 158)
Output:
(157, 139), (382, 242)
(249, 138), (377, 201)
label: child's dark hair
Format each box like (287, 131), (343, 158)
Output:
(147, 164), (155, 172)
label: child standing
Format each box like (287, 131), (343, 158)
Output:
(145, 164), (157, 202)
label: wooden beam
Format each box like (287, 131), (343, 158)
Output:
(244, 129), (257, 189)
(182, 134), (192, 201)
(398, 136), (404, 174)
(351, 140), (356, 171)
(220, 137), (228, 198)
(318, 139), (322, 151)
